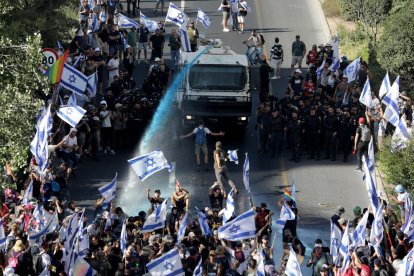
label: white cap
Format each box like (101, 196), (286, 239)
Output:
(125, 45), (130, 49)
(70, 127), (78, 133)
(295, 69), (302, 74)
(100, 100), (107, 106)
(94, 47), (101, 52)
(154, 57), (161, 62)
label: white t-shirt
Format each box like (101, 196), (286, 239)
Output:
(225, 248), (250, 274)
(192, 126), (212, 135)
(397, 193), (407, 210)
(63, 135), (77, 153)
(39, 253), (51, 276)
(100, 110), (112, 128)
(107, 58), (119, 84)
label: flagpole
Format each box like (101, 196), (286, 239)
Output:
(382, 217), (393, 248)
(270, 231), (277, 249)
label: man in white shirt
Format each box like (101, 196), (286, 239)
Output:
(60, 128), (80, 169)
(99, 100), (115, 154)
(107, 52), (120, 84)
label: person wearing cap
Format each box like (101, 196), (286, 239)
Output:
(99, 100), (115, 155)
(391, 184), (409, 224)
(213, 141), (238, 194)
(331, 205), (345, 231)
(137, 23), (150, 62)
(291, 35), (306, 69)
(149, 28), (165, 62)
(180, 120), (224, 171)
(269, 37), (284, 79)
(306, 44), (318, 67)
(353, 116), (371, 171)
(147, 188), (164, 214)
(340, 55), (349, 70)
(316, 44), (326, 67)
(324, 43), (334, 65)
(289, 69), (304, 96)
(306, 240), (333, 275)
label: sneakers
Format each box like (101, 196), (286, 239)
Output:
(103, 149), (108, 155)
(223, 28), (230, 32)
(270, 76), (277, 79)
(354, 168), (363, 172)
(109, 150), (115, 155)
(276, 76), (281, 79)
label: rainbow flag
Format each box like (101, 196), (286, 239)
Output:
(283, 188), (293, 201)
(47, 50), (68, 84)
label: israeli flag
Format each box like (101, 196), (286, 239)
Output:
(0, 219), (6, 251)
(351, 210), (369, 249)
(291, 174), (297, 207)
(316, 60), (325, 77)
(379, 72), (390, 99)
(28, 208), (59, 245)
(391, 118), (410, 151)
(86, 71), (98, 97)
(341, 254), (351, 274)
(285, 248), (302, 276)
(30, 105), (52, 172)
(176, 212), (188, 244)
(227, 149), (239, 164)
(383, 76), (401, 126)
(339, 221), (350, 258)
(117, 13), (139, 29)
(141, 198), (168, 233)
(239, 0), (252, 12)
(72, 54), (84, 69)
(63, 213), (80, 272)
(362, 156), (379, 214)
(128, 150), (172, 181)
(330, 222), (342, 265)
(359, 78), (372, 107)
(197, 9), (211, 28)
(256, 249), (266, 276)
(57, 105), (87, 128)
(91, 13), (100, 32)
(57, 40), (64, 56)
(221, 188), (235, 224)
(370, 204), (384, 250)
(166, 3), (188, 27)
(120, 32), (128, 49)
(397, 247), (414, 276)
(178, 25), (191, 52)
(243, 153), (250, 193)
(367, 136), (375, 173)
(193, 258), (202, 276)
(61, 63), (88, 95)
(343, 57), (361, 83)
(276, 203), (296, 228)
(22, 179), (33, 205)
(197, 209), (212, 236)
(218, 209), (256, 241)
(147, 248), (184, 276)
(120, 220), (127, 255)
(401, 199), (414, 241)
(140, 12), (158, 32)
(98, 173), (118, 208)
(329, 34), (340, 72)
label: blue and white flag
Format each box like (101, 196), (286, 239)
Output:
(256, 248), (266, 276)
(193, 258), (202, 276)
(57, 40), (64, 56)
(316, 60), (325, 77)
(91, 13), (100, 32)
(401, 197), (414, 241)
(370, 204), (384, 252)
(291, 174), (297, 207)
(362, 156), (379, 214)
(368, 136), (375, 174)
(98, 173), (117, 208)
(379, 72), (390, 99)
(120, 219), (127, 255)
(178, 25), (191, 52)
(397, 247), (414, 276)
(239, 0), (252, 12)
(339, 221), (350, 259)
(330, 222), (342, 265)
(120, 32), (128, 49)
(341, 254), (351, 274)
(383, 76), (400, 126)
(117, 13), (139, 29)
(197, 209), (211, 236)
(243, 153), (250, 193)
(227, 149), (239, 164)
(0, 219), (6, 251)
(72, 54), (84, 69)
(351, 210), (369, 249)
(359, 78), (372, 107)
(128, 150), (172, 181)
(141, 198), (168, 233)
(276, 203), (296, 228)
(392, 118), (410, 151)
(22, 180), (33, 205)
(104, 211), (113, 231)
(197, 9), (211, 28)
(329, 34), (340, 72)
(28, 207), (59, 245)
(147, 248), (184, 276)
(218, 209), (256, 241)
(67, 92), (77, 106)
(63, 213), (80, 273)
(140, 12), (158, 32)
(57, 105), (87, 128)
(343, 57), (361, 83)
(61, 63), (88, 95)
(166, 3), (188, 27)
(221, 188), (235, 224)
(285, 248), (302, 276)
(30, 105), (52, 172)
(86, 71), (98, 97)
(176, 212), (188, 244)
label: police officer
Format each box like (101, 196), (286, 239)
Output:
(287, 110), (301, 162)
(258, 104), (272, 153)
(338, 109), (353, 162)
(305, 107), (321, 160)
(323, 106), (340, 161)
(269, 109), (286, 158)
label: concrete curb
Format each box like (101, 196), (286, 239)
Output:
(314, 0), (333, 41)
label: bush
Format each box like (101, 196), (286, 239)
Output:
(322, 0), (341, 17)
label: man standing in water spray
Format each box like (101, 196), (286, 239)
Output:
(180, 120), (225, 171)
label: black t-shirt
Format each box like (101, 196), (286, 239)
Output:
(108, 30), (120, 46)
(150, 197), (164, 211)
(222, 0), (230, 12)
(150, 35), (165, 50)
(138, 27), (150, 43)
(209, 194), (224, 209)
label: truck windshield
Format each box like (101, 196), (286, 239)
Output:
(189, 64), (247, 90)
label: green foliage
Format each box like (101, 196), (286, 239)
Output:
(322, 0), (341, 17)
(378, 137), (414, 195)
(337, 23), (369, 61)
(377, 0), (414, 84)
(0, 34), (49, 171)
(0, 0), (79, 47)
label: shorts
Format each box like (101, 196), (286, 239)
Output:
(271, 59), (282, 69)
(291, 55), (303, 66)
(195, 144), (208, 155)
(138, 42), (148, 50)
(222, 11), (230, 20)
(237, 15), (245, 23)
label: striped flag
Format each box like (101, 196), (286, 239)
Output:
(379, 72), (390, 99)
(178, 25), (191, 52)
(243, 153), (250, 193)
(86, 71), (98, 97)
(176, 212), (188, 244)
(60, 63), (88, 95)
(57, 105), (87, 128)
(47, 50), (68, 84)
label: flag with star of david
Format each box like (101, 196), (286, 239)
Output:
(140, 12), (158, 32)
(147, 247), (184, 275)
(141, 198), (168, 233)
(128, 150), (172, 181)
(57, 104), (87, 128)
(276, 202), (296, 228)
(28, 206), (59, 245)
(165, 2), (188, 27)
(330, 222), (342, 265)
(60, 63), (88, 95)
(218, 208), (256, 241)
(370, 204), (384, 253)
(343, 57), (361, 83)
(285, 248), (302, 276)
(98, 173), (118, 209)
(197, 9), (211, 28)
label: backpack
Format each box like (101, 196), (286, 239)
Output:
(8, 251), (22, 268)
(32, 251), (45, 274)
(195, 127), (207, 145)
(360, 125), (371, 142)
(259, 34), (265, 45)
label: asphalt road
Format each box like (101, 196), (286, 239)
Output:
(71, 0), (370, 272)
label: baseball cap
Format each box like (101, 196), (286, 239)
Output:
(295, 69), (302, 74)
(320, 264), (329, 272)
(395, 184), (404, 193)
(94, 47), (101, 52)
(154, 57), (161, 62)
(358, 117), (365, 124)
(100, 100), (107, 106)
(70, 127), (78, 133)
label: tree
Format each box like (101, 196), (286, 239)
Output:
(0, 34), (49, 172)
(339, 0), (392, 61)
(377, 1), (414, 85)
